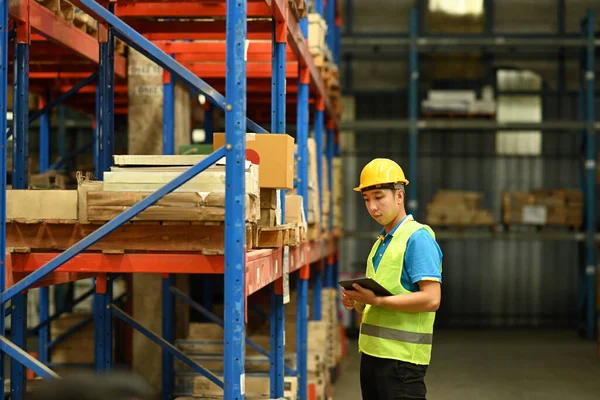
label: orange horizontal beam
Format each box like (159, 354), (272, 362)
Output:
(9, 0), (127, 78)
(125, 19), (272, 36)
(115, 2), (271, 18)
(144, 32), (271, 40)
(6, 239), (335, 292)
(184, 62), (298, 79)
(29, 72), (93, 79)
(155, 41), (294, 56)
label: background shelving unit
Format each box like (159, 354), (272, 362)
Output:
(339, 1), (598, 339)
(1, 0), (344, 399)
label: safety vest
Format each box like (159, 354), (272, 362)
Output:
(358, 219), (440, 365)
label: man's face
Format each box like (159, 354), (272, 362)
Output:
(362, 188), (401, 226)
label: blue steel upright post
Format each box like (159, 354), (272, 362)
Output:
(325, 124), (335, 288)
(39, 92), (50, 172)
(94, 4), (115, 373)
(224, 0), (247, 398)
(270, 5), (287, 398)
(0, 0), (7, 395)
(312, 0), (326, 321)
(38, 91), (50, 366)
(407, 7), (419, 217)
(11, 19), (30, 399)
(162, 59), (176, 399)
(583, 9), (596, 340)
(296, 10), (310, 400)
(313, 100), (324, 321)
(163, 62), (175, 155)
(96, 5), (115, 180)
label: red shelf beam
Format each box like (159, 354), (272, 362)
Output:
(9, 0), (127, 78)
(6, 239), (337, 295)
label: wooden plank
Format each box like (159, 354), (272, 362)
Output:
(77, 180), (104, 223)
(7, 190), (78, 222)
(259, 188), (278, 209)
(102, 165), (259, 196)
(86, 192), (259, 222)
(256, 229), (284, 248)
(6, 222), (256, 252)
(259, 209), (275, 227)
(113, 154), (210, 166)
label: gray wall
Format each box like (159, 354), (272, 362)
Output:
(340, 0), (599, 328)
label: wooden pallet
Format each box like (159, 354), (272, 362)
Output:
(6, 220), (260, 254)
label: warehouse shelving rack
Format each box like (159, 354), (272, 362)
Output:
(0, 0), (343, 399)
(341, 4), (598, 339)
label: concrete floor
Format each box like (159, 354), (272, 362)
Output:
(334, 329), (600, 400)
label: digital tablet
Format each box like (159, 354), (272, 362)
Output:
(338, 277), (393, 297)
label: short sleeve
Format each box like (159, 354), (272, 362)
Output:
(404, 228), (443, 285)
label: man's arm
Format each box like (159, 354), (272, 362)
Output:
(375, 280), (440, 312)
(344, 228), (443, 313)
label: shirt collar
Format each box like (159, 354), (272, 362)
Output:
(378, 214), (413, 240)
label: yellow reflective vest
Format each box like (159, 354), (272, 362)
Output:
(358, 219), (441, 365)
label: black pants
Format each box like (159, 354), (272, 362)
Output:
(360, 353), (428, 400)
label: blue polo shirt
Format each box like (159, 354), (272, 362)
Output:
(372, 215), (443, 293)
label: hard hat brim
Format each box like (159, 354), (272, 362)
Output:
(354, 180), (409, 193)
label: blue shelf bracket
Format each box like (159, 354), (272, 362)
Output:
(0, 336), (59, 380)
(407, 7), (419, 217)
(110, 305), (224, 388)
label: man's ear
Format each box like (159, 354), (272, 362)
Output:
(396, 188), (404, 204)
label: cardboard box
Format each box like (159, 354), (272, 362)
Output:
(285, 194), (305, 224)
(213, 133), (295, 189)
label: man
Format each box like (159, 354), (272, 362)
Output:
(341, 158), (442, 400)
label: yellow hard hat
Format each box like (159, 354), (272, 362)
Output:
(353, 158), (409, 192)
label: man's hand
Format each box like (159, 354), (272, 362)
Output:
(341, 292), (356, 310)
(342, 284), (381, 306)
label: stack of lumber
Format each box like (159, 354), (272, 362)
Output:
(256, 188), (304, 248)
(80, 155), (260, 254)
(174, 322), (297, 399)
(284, 194), (308, 244)
(502, 189), (582, 228)
(426, 190), (495, 226)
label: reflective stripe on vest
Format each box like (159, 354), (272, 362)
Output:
(361, 323), (433, 345)
(358, 219), (441, 366)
